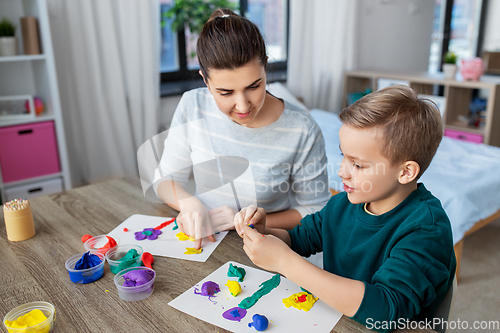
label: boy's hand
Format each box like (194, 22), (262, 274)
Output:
(208, 205), (236, 232)
(242, 226), (293, 274)
(234, 205), (266, 237)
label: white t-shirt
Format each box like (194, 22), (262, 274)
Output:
(154, 88), (330, 217)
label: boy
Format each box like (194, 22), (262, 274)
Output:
(234, 85), (456, 332)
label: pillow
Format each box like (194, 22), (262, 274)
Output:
(266, 82), (308, 110)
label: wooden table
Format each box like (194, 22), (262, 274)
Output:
(0, 178), (436, 333)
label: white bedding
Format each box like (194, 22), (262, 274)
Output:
(310, 109), (500, 245)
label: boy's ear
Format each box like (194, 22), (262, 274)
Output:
(398, 161), (420, 184)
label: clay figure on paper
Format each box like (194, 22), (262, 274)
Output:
(227, 263), (246, 282)
(225, 280), (241, 296)
(222, 307), (247, 322)
(282, 292), (318, 311)
(238, 274), (281, 309)
(194, 281), (220, 303)
(248, 314), (269, 331)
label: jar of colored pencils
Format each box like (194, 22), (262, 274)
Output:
(3, 199), (36, 241)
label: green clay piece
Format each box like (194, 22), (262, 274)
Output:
(110, 249), (140, 274)
(172, 220), (179, 230)
(143, 230), (153, 236)
(227, 263), (246, 282)
(238, 274), (281, 309)
(300, 287), (312, 294)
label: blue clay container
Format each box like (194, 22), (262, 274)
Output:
(65, 252), (105, 284)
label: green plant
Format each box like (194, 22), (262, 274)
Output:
(0, 18), (16, 37)
(444, 51), (458, 64)
(163, 0), (238, 34)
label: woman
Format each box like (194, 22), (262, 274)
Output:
(154, 9), (330, 249)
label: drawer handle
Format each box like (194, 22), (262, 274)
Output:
(18, 129), (33, 135)
(28, 187), (43, 193)
(458, 135), (467, 140)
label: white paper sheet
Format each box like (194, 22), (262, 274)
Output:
(169, 261), (342, 332)
(107, 214), (228, 262)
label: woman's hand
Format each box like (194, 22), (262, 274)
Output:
(234, 205), (266, 237)
(177, 196), (215, 249)
(241, 226), (294, 274)
(208, 205), (236, 232)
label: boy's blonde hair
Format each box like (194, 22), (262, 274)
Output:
(339, 85), (443, 179)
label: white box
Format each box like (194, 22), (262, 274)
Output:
(0, 95), (36, 122)
(5, 177), (63, 201)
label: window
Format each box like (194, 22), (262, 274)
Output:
(160, 0), (289, 88)
(428, 0), (487, 73)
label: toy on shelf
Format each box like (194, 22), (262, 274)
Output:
(461, 58), (484, 81)
(24, 96), (45, 115)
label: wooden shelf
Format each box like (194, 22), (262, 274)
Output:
(446, 122), (485, 135)
(344, 70), (500, 147)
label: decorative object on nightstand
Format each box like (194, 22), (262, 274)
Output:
(20, 16), (41, 55)
(0, 17), (17, 56)
(460, 58), (484, 81)
(443, 51), (458, 80)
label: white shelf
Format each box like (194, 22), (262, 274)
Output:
(0, 0), (72, 203)
(0, 54), (46, 62)
(2, 172), (63, 189)
(0, 114), (55, 128)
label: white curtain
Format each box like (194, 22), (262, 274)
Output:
(47, 0), (160, 187)
(287, 0), (358, 112)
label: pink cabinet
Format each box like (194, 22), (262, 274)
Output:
(0, 121), (61, 183)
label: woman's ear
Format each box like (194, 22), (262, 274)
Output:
(199, 70), (208, 87)
(398, 161), (420, 184)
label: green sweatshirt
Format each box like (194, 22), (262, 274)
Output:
(288, 183), (456, 333)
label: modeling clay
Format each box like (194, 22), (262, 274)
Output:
(74, 251), (102, 270)
(123, 228), (128, 232)
(135, 228), (162, 241)
(172, 220), (179, 230)
(238, 274), (281, 309)
(176, 232), (195, 241)
(142, 252), (154, 269)
(4, 309), (48, 331)
(248, 314), (269, 331)
(282, 291), (318, 311)
(101, 236), (117, 251)
(227, 263), (246, 282)
(154, 217), (176, 230)
(184, 247), (203, 255)
(194, 281), (220, 303)
(81, 234), (92, 243)
(122, 269), (154, 287)
(225, 280), (241, 296)
(119, 249), (140, 269)
(222, 307), (247, 322)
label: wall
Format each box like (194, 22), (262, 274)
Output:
(356, 0), (435, 71)
(159, 95), (181, 131)
(483, 0), (500, 51)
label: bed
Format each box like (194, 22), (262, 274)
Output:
(310, 109), (500, 280)
(266, 82), (500, 280)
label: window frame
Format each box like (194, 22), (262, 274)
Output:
(438, 0), (488, 71)
(160, 0), (290, 87)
